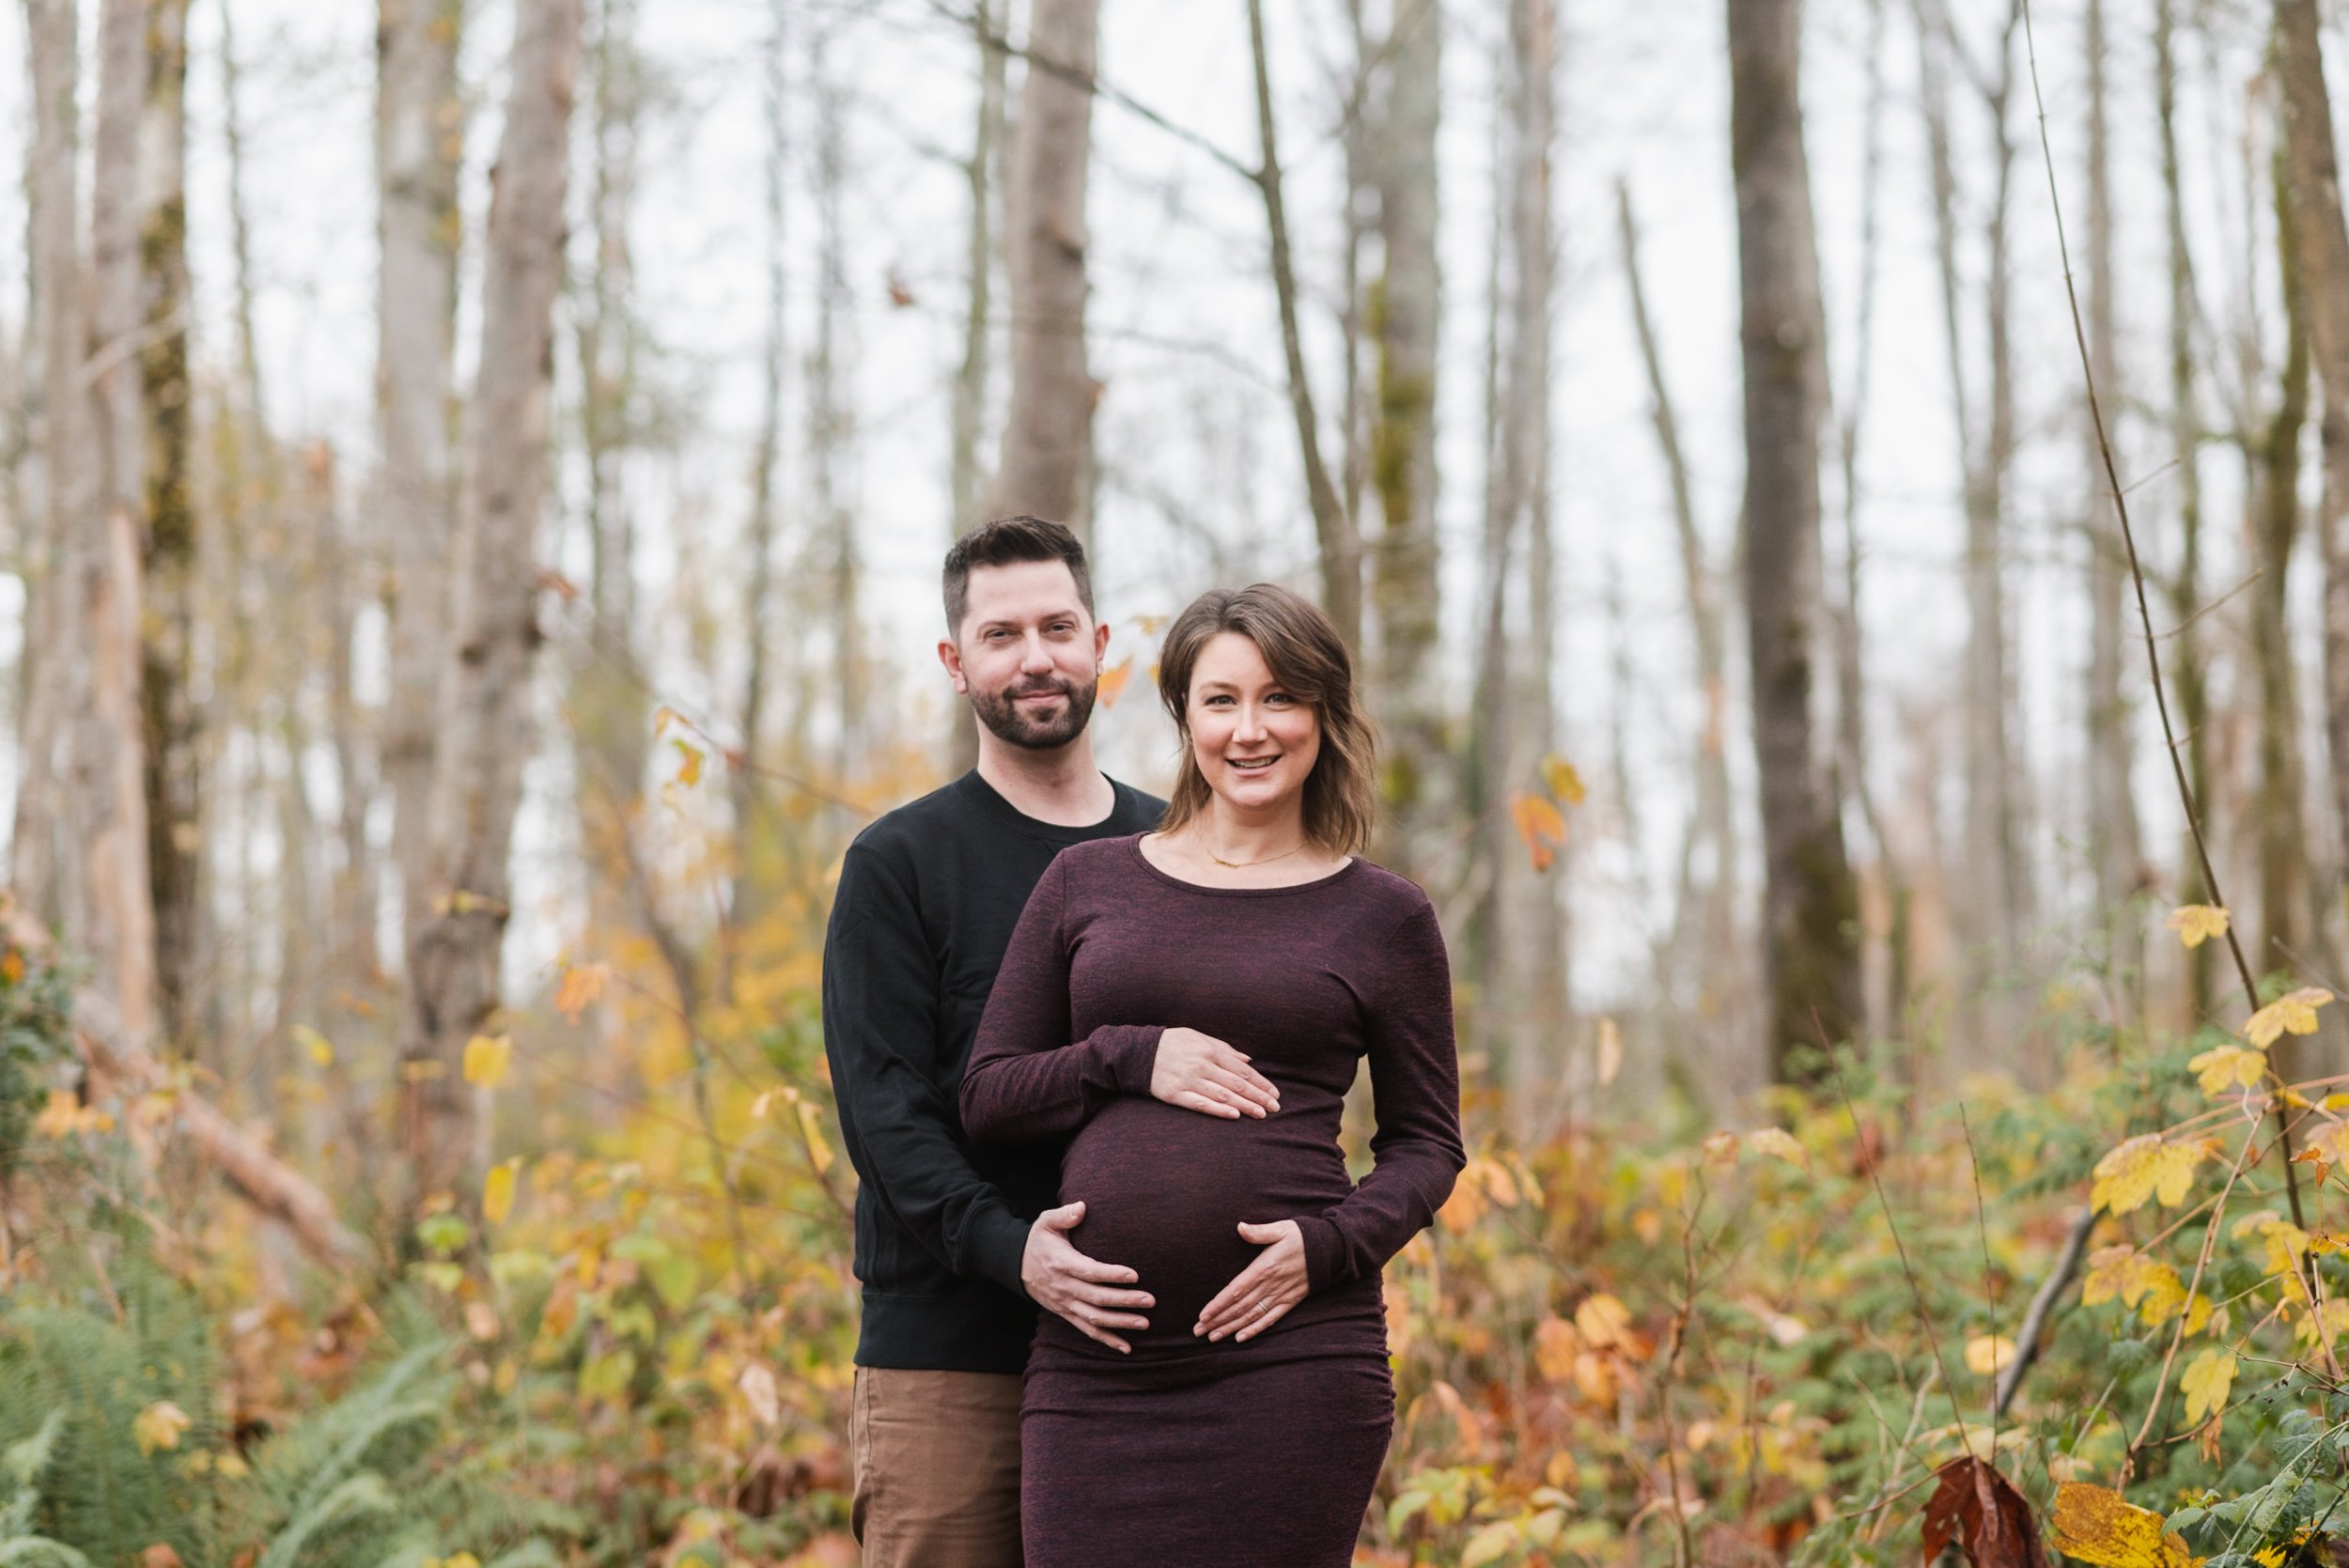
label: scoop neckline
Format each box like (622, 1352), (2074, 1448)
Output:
(1126, 832), (1362, 896)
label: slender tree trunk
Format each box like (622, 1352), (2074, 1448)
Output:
(1728, 0), (1861, 1077)
(1617, 180), (1739, 1035)
(810, 23), (861, 782)
(2276, 0), (2349, 979)
(991, 0), (1098, 536)
(68, 0), (162, 1051)
(1467, 24), (1512, 1054)
(380, 0), (467, 970)
(2259, 147), (2312, 987)
(1370, 0), (1444, 875)
(1504, 0), (1561, 1084)
(400, 0), (581, 1219)
(728, 0), (789, 988)
(2084, 0), (2143, 969)
(12, 0), (81, 926)
(2158, 0), (2215, 1017)
(1245, 0), (1357, 653)
(137, 0), (197, 1050)
(944, 0), (1006, 778)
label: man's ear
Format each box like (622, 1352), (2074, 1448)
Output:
(938, 637), (970, 695)
(1093, 619), (1112, 666)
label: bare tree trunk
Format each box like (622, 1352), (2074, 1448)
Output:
(728, 0), (789, 990)
(1618, 180), (1739, 1039)
(1370, 0), (1443, 874)
(1466, 24), (1513, 1058)
(2260, 146), (2313, 1062)
(2084, 0), (2143, 967)
(380, 0), (467, 970)
(991, 0), (1097, 536)
(12, 0), (80, 927)
(811, 23), (861, 782)
(944, 0), (1005, 777)
(2277, 0), (2349, 982)
(2158, 0), (2215, 1018)
(400, 0), (581, 1219)
(1245, 0), (1357, 653)
(1503, 0), (1561, 1087)
(136, 0), (197, 1051)
(68, 0), (162, 1051)
(1728, 0), (1861, 1077)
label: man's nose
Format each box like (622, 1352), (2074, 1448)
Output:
(1019, 634), (1053, 671)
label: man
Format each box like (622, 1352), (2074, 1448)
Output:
(823, 517), (1164, 1567)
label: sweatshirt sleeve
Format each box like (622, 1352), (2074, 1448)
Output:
(1294, 899), (1466, 1293)
(961, 854), (1165, 1145)
(821, 842), (1032, 1297)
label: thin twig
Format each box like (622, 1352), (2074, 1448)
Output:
(1993, 1204), (2097, 1419)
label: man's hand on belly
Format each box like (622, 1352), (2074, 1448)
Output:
(1195, 1219), (1308, 1343)
(1023, 1200), (1155, 1354)
(1151, 1027), (1282, 1119)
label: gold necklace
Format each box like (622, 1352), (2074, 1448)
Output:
(1206, 839), (1308, 870)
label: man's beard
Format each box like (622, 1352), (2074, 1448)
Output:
(971, 674), (1097, 751)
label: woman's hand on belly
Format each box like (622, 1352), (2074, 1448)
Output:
(1194, 1219), (1309, 1343)
(1151, 1027), (1282, 1120)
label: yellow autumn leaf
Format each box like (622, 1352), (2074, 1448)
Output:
(290, 1024), (334, 1066)
(1575, 1292), (1633, 1351)
(2166, 904), (2230, 951)
(1541, 755), (1587, 806)
(1747, 1126), (1811, 1172)
(2049, 1481), (2198, 1567)
(1511, 793), (1568, 873)
(1532, 1315), (1582, 1384)
(797, 1099), (834, 1178)
(1097, 656), (1135, 708)
(671, 737), (705, 788)
(554, 961), (609, 1023)
(1964, 1334), (2016, 1375)
(2187, 1044), (2268, 1096)
(462, 1033), (512, 1089)
(2181, 1346), (2237, 1423)
(2091, 1135), (2205, 1216)
(1461, 1519), (1519, 1568)
(483, 1157), (521, 1225)
(132, 1401), (191, 1454)
(2246, 987), (2334, 1048)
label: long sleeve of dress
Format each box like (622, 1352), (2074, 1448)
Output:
(822, 844), (1034, 1296)
(1293, 901), (1465, 1293)
(961, 856), (1165, 1146)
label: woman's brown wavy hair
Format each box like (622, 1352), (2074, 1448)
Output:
(1155, 583), (1377, 856)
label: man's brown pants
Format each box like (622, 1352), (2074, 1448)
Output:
(850, 1367), (1023, 1567)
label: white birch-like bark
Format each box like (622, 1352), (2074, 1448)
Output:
(400, 0), (582, 1214)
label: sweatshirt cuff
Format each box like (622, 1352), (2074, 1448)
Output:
(1095, 1025), (1166, 1096)
(974, 1204), (1034, 1299)
(1296, 1215), (1350, 1294)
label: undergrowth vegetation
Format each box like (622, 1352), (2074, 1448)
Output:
(12, 905), (2349, 1565)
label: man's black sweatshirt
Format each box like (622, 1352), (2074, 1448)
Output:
(821, 768), (1165, 1373)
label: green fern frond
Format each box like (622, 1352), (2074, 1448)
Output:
(252, 1473), (399, 1568)
(0, 1538), (96, 1568)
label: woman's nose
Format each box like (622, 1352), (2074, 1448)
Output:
(1234, 706), (1267, 740)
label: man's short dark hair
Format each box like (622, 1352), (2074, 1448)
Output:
(941, 516), (1095, 634)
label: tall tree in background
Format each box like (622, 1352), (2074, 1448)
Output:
(2257, 154), (2312, 986)
(810, 20), (863, 780)
(380, 0), (467, 973)
(2277, 0), (2349, 970)
(58, 0), (163, 1050)
(139, 0), (199, 1049)
(2082, 0), (2141, 969)
(401, 0), (582, 1217)
(12, 0), (84, 929)
(1369, 0), (1445, 876)
(1727, 0), (1860, 1077)
(991, 0), (1098, 535)
(2157, 0), (2214, 1016)
(943, 0), (1008, 777)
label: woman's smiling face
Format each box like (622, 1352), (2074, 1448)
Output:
(1185, 631), (1321, 817)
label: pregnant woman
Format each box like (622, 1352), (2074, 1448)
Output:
(960, 582), (1464, 1566)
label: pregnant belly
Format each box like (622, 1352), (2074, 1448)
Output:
(1057, 1097), (1353, 1352)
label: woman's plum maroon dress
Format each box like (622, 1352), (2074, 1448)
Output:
(960, 835), (1464, 1568)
